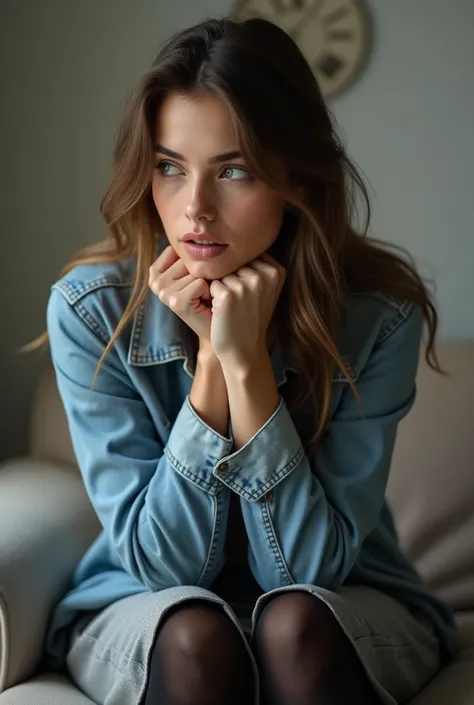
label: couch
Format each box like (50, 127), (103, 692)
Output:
(0, 341), (473, 704)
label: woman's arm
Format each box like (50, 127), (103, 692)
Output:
(221, 350), (279, 451)
(215, 303), (423, 592)
(47, 289), (232, 592)
(190, 342), (229, 438)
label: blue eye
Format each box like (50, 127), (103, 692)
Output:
(221, 166), (250, 181)
(156, 160), (181, 177)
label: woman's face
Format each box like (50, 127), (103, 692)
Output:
(152, 92), (285, 280)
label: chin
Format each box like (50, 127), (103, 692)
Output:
(184, 258), (235, 281)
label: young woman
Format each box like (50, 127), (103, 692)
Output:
(40, 15), (456, 705)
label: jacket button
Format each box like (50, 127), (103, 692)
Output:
(217, 461), (229, 473)
(263, 491), (273, 501)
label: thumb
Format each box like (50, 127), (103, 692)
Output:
(184, 277), (211, 312)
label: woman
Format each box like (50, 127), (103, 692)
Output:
(40, 15), (456, 705)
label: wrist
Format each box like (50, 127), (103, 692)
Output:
(197, 340), (220, 368)
(219, 348), (269, 381)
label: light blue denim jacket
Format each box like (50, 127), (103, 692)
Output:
(44, 255), (456, 667)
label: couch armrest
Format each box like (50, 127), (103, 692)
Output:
(408, 614), (474, 705)
(0, 458), (100, 692)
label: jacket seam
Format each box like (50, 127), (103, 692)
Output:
(70, 631), (145, 674)
(54, 277), (132, 304)
(165, 447), (220, 495)
(260, 501), (293, 584)
(198, 494), (222, 585)
(377, 301), (415, 344)
(223, 446), (305, 502)
(74, 300), (110, 346)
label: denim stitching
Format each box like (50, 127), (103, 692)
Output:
(185, 396), (233, 443)
(377, 301), (414, 343)
(72, 631), (145, 674)
(260, 501), (293, 584)
(74, 301), (110, 345)
(128, 302), (188, 365)
(199, 493), (222, 584)
(55, 277), (132, 304)
(225, 446), (305, 502)
(165, 447), (219, 494)
(354, 633), (438, 651)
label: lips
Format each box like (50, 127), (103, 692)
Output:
(181, 232), (225, 245)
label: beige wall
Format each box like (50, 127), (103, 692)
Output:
(1, 0), (473, 461)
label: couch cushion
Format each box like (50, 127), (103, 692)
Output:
(0, 459), (100, 692)
(407, 612), (474, 705)
(387, 341), (474, 612)
(0, 672), (95, 704)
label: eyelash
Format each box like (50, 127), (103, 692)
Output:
(155, 159), (252, 182)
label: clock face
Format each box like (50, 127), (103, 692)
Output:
(232, 0), (370, 99)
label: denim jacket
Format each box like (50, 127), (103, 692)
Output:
(44, 255), (456, 667)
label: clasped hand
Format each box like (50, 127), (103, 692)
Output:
(149, 246), (286, 367)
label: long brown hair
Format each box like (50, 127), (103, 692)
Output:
(29, 17), (441, 449)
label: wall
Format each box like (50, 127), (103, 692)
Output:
(1, 0), (473, 461)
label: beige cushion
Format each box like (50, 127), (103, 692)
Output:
(388, 342), (474, 611)
(0, 459), (100, 692)
(0, 672), (95, 704)
(408, 612), (474, 705)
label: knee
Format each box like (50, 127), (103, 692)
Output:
(148, 601), (255, 704)
(157, 601), (236, 662)
(255, 592), (340, 663)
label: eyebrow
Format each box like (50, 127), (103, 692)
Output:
(154, 144), (242, 164)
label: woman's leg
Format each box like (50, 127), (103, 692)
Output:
(143, 600), (256, 705)
(253, 592), (382, 705)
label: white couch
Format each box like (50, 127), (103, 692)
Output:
(0, 342), (473, 704)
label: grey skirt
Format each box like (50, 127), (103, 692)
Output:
(65, 566), (441, 705)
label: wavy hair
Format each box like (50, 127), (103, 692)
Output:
(30, 17), (441, 449)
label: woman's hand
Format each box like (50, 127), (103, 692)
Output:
(209, 253), (286, 369)
(149, 245), (212, 344)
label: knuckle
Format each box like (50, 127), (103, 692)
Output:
(168, 294), (178, 310)
(268, 267), (280, 282)
(250, 274), (262, 289)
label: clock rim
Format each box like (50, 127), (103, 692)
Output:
(231, 0), (372, 100)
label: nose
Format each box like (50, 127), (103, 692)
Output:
(185, 179), (216, 226)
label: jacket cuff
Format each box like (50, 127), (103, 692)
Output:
(213, 399), (305, 501)
(166, 396), (234, 493)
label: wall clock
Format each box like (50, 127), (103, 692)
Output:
(232, 0), (371, 99)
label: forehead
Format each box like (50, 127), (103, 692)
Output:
(154, 92), (239, 153)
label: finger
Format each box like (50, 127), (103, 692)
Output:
(168, 277), (210, 314)
(234, 265), (263, 292)
(250, 257), (286, 284)
(209, 279), (227, 296)
(161, 273), (196, 297)
(149, 257), (188, 289)
(168, 274), (196, 291)
(234, 265), (256, 279)
(151, 245), (179, 275)
(209, 279), (231, 305)
(220, 273), (245, 295)
(258, 252), (286, 276)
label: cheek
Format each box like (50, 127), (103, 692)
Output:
(233, 193), (284, 246)
(152, 181), (168, 219)
(152, 180), (182, 225)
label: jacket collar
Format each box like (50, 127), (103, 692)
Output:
(127, 289), (297, 387)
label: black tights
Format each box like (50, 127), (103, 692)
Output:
(142, 593), (382, 705)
